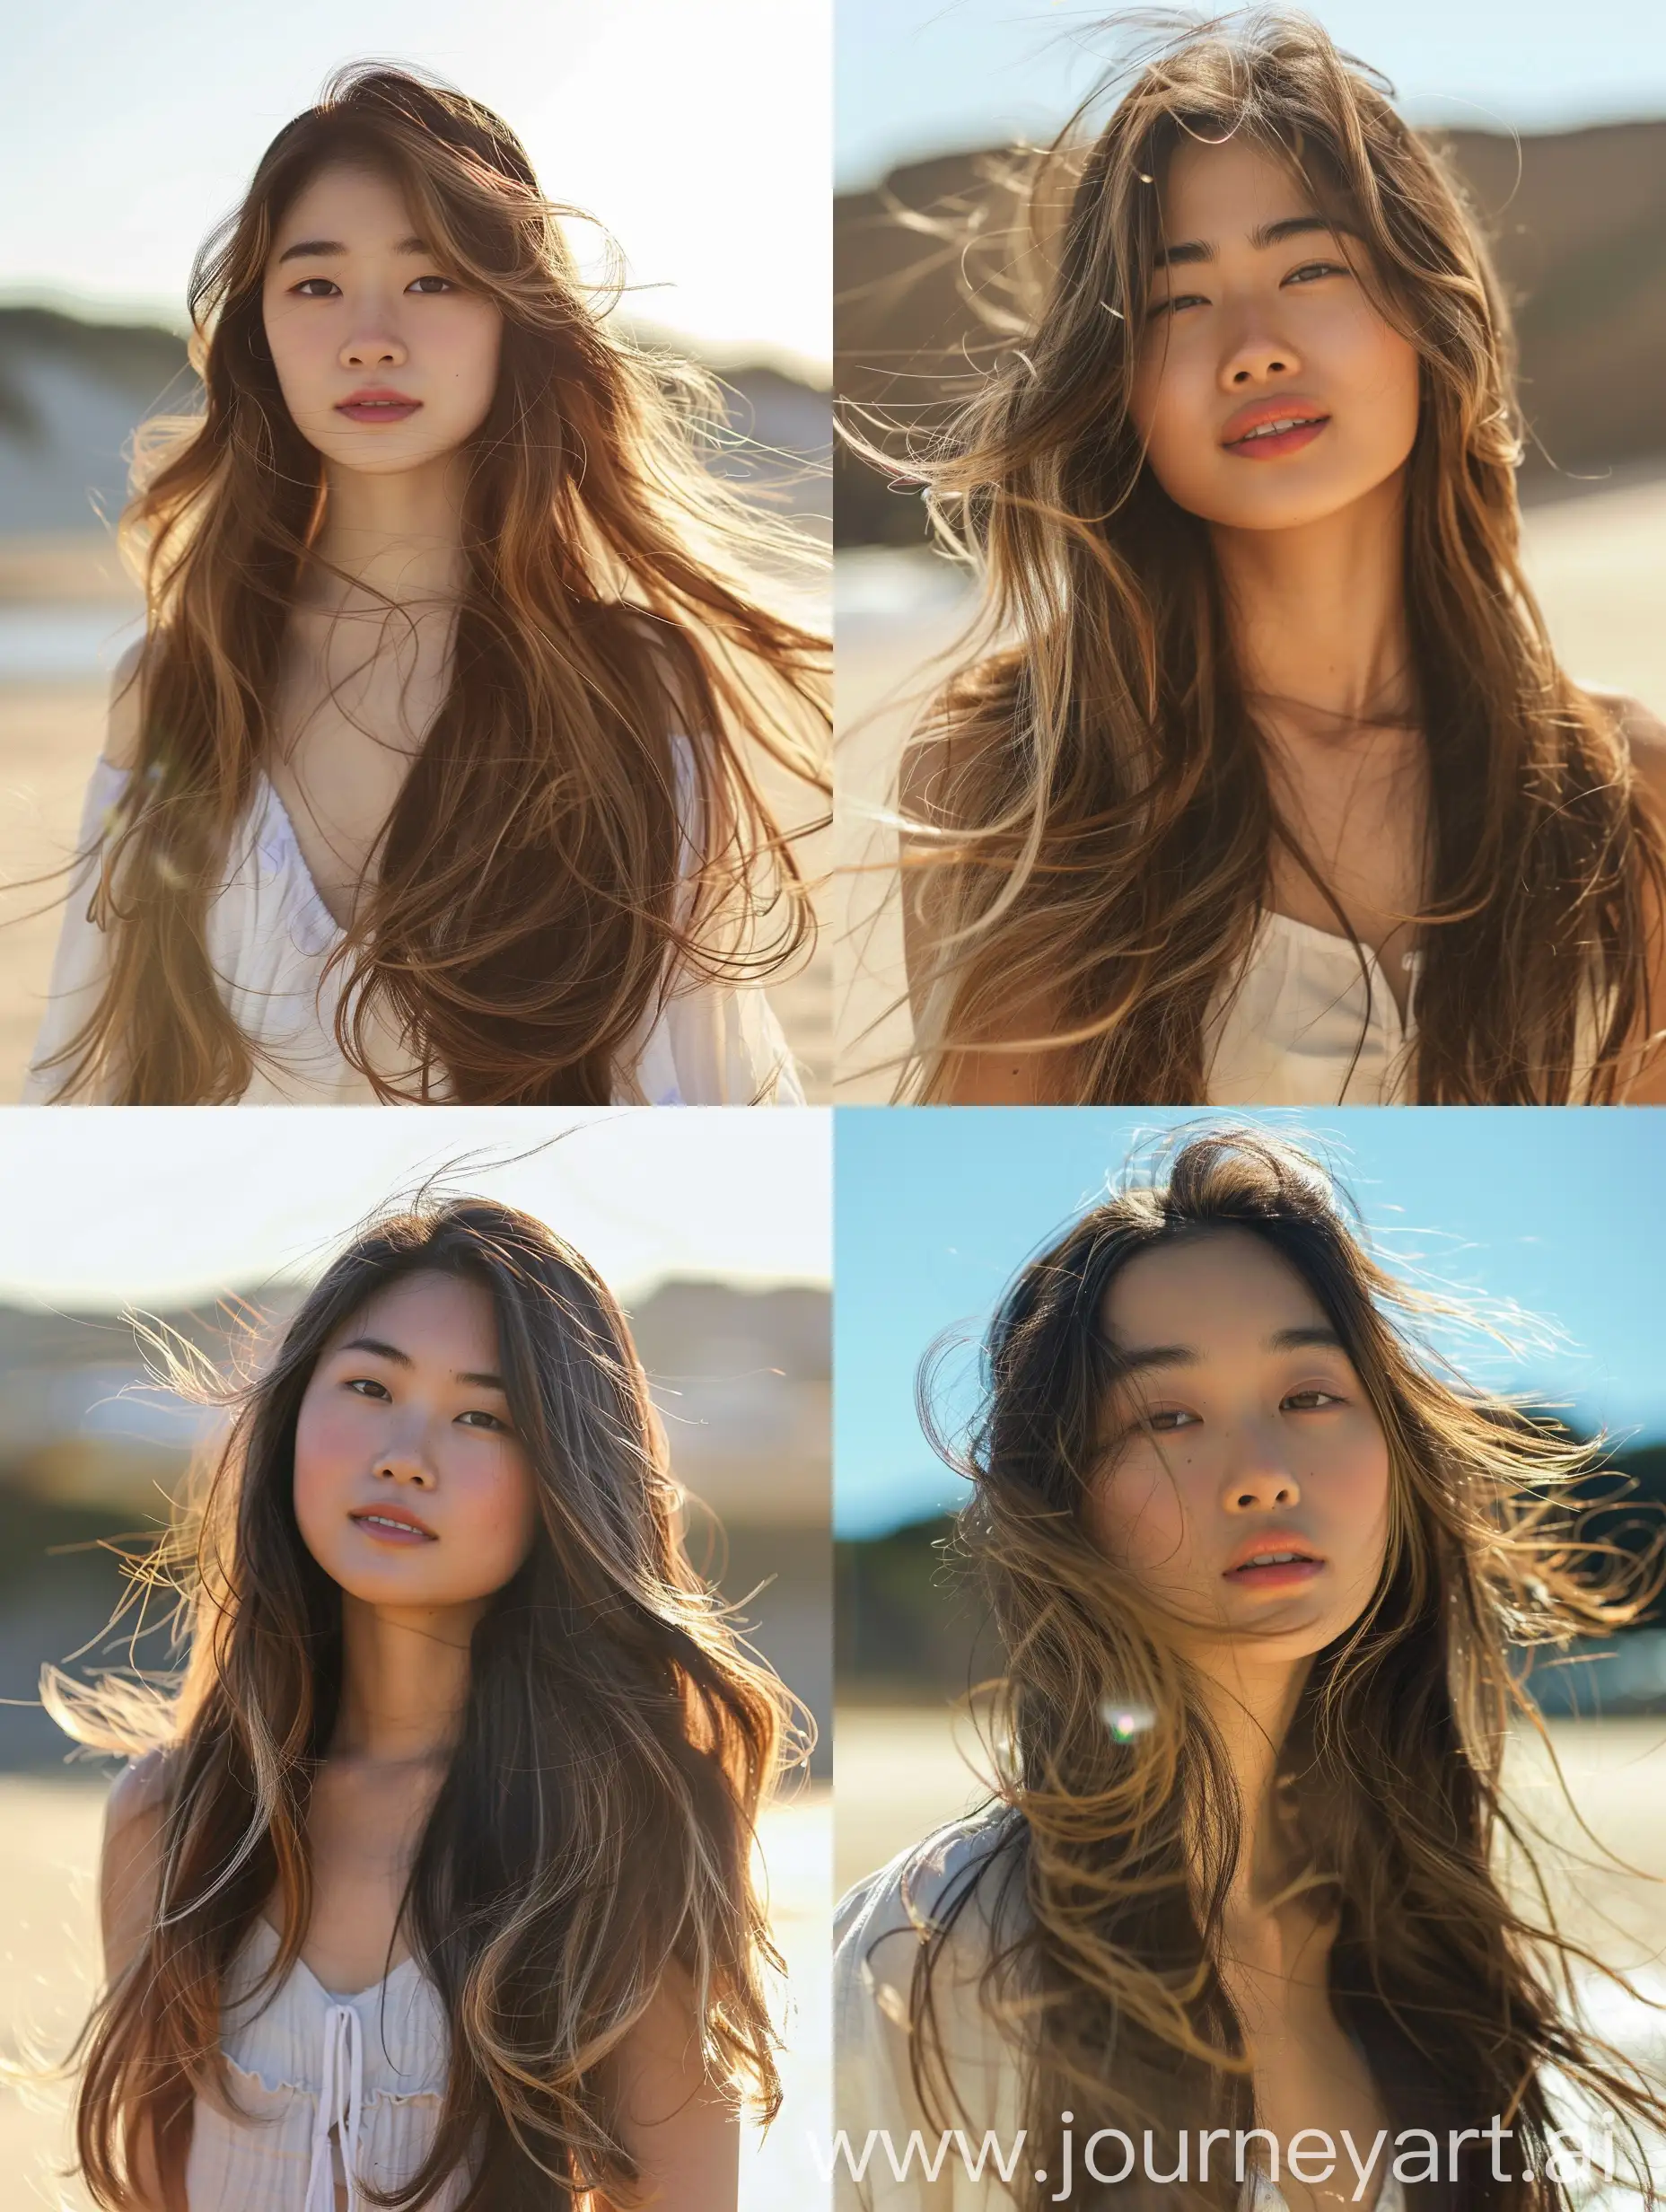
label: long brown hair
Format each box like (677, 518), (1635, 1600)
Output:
(898, 1126), (1665, 2209)
(38, 63), (827, 1104)
(48, 1197), (803, 2209)
(864, 10), (1662, 1102)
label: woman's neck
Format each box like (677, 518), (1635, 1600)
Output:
(1211, 469), (1415, 735)
(306, 452), (471, 613)
(1189, 1647), (1313, 1912)
(330, 1589), (484, 1767)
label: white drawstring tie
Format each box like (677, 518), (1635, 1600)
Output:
(304, 2002), (364, 2212)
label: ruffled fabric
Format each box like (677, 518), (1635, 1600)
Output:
(26, 750), (804, 1106)
(185, 1917), (467, 2211)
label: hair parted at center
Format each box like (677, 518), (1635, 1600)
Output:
(891, 1124), (1666, 2211)
(862, 9), (1662, 1103)
(48, 1194), (806, 2211)
(39, 62), (829, 1105)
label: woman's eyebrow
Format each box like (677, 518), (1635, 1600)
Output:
(1111, 1323), (1344, 1370)
(337, 1334), (505, 1391)
(276, 234), (429, 266)
(1152, 213), (1350, 270)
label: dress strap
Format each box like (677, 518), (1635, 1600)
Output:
(303, 2002), (365, 2211)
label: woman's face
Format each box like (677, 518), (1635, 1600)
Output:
(294, 1269), (538, 1614)
(1127, 134), (1422, 534)
(1086, 1228), (1391, 1663)
(261, 161), (504, 478)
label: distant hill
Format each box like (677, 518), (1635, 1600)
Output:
(837, 118), (1666, 545)
(0, 303), (829, 536)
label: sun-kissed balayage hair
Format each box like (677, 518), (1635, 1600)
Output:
(866, 9), (1663, 1102)
(39, 64), (827, 1105)
(47, 1197), (803, 2211)
(890, 1128), (1666, 2211)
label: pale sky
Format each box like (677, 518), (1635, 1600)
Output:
(0, 1110), (830, 1309)
(838, 0), (1666, 186)
(0, 0), (830, 375)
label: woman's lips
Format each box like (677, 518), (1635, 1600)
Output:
(335, 397), (422, 425)
(1223, 1555), (1324, 1591)
(1222, 412), (1329, 460)
(348, 1509), (437, 1545)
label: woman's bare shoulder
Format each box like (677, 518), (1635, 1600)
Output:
(100, 1749), (175, 1977)
(103, 639), (145, 773)
(105, 1745), (172, 1829)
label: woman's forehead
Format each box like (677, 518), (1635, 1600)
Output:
(1098, 1229), (1330, 1353)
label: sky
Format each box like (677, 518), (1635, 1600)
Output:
(835, 1108), (1666, 1537)
(0, 1110), (830, 1310)
(0, 0), (829, 375)
(837, 0), (1666, 187)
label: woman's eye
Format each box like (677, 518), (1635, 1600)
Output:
(1144, 1409), (1198, 1433)
(458, 1409), (510, 1433)
(1151, 292), (1206, 318)
(346, 1377), (390, 1400)
(1285, 260), (1349, 286)
(291, 278), (341, 298)
(407, 274), (456, 294)
(1284, 1388), (1341, 1410)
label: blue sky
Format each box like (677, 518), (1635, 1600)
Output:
(836, 1108), (1666, 1537)
(838, 0), (1666, 187)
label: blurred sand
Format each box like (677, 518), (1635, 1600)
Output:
(833, 474), (1666, 1101)
(0, 1772), (830, 2212)
(835, 1705), (1666, 1991)
(0, 539), (830, 1105)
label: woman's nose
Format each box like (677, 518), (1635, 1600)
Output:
(340, 329), (408, 372)
(1220, 1434), (1301, 1513)
(1218, 312), (1301, 391)
(373, 1420), (434, 1487)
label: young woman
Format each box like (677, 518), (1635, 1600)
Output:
(878, 14), (1666, 1103)
(28, 65), (827, 1106)
(49, 1196), (799, 2209)
(835, 1128), (1666, 2210)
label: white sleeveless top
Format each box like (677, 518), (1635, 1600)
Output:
(188, 1915), (466, 2212)
(835, 1815), (1407, 2212)
(25, 753), (803, 1107)
(1204, 909), (1604, 1106)
(1203, 912), (1421, 1106)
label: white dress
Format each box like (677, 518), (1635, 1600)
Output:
(835, 1813), (1408, 2212)
(25, 752), (804, 1106)
(188, 1915), (466, 2212)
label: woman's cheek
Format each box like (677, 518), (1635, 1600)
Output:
(452, 1451), (538, 1579)
(292, 1398), (364, 1514)
(1092, 1452), (1192, 1578)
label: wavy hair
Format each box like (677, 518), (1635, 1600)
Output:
(48, 1197), (802, 2210)
(38, 63), (827, 1104)
(896, 1126), (1665, 2210)
(863, 10), (1662, 1102)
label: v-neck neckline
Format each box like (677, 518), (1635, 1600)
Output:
(253, 1915), (421, 2005)
(254, 770), (353, 941)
